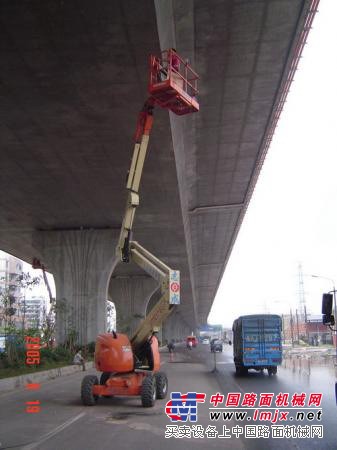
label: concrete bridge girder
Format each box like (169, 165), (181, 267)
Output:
(0, 0), (317, 342)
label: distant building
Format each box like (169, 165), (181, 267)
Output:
(0, 251), (23, 329)
(282, 313), (332, 345)
(23, 296), (47, 329)
(199, 324), (223, 340)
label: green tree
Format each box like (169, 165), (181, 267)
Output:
(0, 272), (41, 365)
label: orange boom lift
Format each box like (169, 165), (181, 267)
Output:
(81, 49), (199, 407)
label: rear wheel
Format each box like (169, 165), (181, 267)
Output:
(268, 367), (277, 376)
(141, 375), (156, 407)
(81, 375), (99, 406)
(154, 372), (168, 399)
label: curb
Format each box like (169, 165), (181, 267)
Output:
(0, 361), (94, 393)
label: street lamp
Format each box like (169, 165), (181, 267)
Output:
(311, 274), (337, 361)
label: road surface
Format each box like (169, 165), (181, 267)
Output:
(0, 344), (336, 449)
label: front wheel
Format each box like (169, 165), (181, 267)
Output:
(81, 375), (99, 406)
(155, 372), (168, 399)
(141, 375), (156, 407)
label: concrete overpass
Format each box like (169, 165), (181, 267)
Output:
(0, 0), (318, 343)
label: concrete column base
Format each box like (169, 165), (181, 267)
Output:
(35, 229), (118, 345)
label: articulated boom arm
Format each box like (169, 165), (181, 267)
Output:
(129, 241), (178, 352)
(115, 49), (199, 351)
(115, 98), (180, 351)
(116, 100), (154, 263)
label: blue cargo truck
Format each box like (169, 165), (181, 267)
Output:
(232, 314), (282, 376)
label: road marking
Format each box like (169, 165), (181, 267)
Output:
(225, 378), (245, 395)
(22, 412), (86, 449)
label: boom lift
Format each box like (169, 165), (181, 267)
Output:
(81, 49), (199, 407)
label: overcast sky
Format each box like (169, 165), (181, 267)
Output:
(209, 0), (337, 328)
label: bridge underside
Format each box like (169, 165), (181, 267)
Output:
(0, 0), (316, 342)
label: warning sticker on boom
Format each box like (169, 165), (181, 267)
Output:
(169, 270), (180, 305)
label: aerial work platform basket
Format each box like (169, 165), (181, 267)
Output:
(148, 48), (199, 115)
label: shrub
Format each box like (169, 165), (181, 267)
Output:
(40, 347), (58, 362)
(86, 341), (96, 356)
(53, 345), (73, 362)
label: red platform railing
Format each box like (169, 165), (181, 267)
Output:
(148, 48), (199, 115)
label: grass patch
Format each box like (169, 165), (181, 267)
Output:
(0, 360), (73, 379)
(0, 343), (95, 380)
(0, 356), (94, 379)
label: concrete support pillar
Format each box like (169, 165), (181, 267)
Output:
(162, 320), (170, 344)
(175, 316), (187, 341)
(146, 288), (164, 344)
(162, 312), (179, 343)
(178, 322), (185, 340)
(162, 314), (191, 342)
(109, 275), (158, 336)
(147, 292), (182, 344)
(35, 229), (118, 345)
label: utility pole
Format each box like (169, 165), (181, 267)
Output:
(298, 263), (307, 321)
(281, 314), (286, 344)
(290, 309), (294, 347)
(304, 305), (309, 343)
(296, 309), (300, 343)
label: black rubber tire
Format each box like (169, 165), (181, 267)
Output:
(100, 372), (113, 398)
(236, 365), (248, 376)
(81, 375), (99, 406)
(268, 367), (277, 376)
(100, 372), (111, 385)
(154, 372), (168, 399)
(141, 375), (156, 407)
